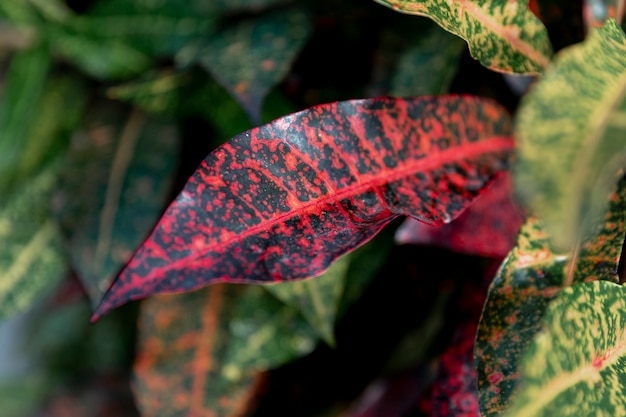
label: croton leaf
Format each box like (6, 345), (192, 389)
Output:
(583, 0), (625, 31)
(264, 254), (349, 345)
(515, 19), (626, 251)
(475, 174), (626, 416)
(134, 283), (317, 417)
(395, 172), (525, 258)
(370, 0), (552, 74)
(93, 95), (514, 320)
(506, 280), (626, 416)
(53, 105), (180, 306)
(196, 8), (312, 123)
(0, 162), (67, 320)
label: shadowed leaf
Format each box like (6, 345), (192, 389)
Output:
(54, 105), (180, 306)
(93, 95), (514, 320)
(371, 0), (552, 74)
(395, 173), (525, 258)
(475, 174), (626, 416)
(515, 20), (626, 251)
(0, 162), (67, 320)
(134, 283), (317, 417)
(264, 254), (349, 345)
(196, 8), (312, 123)
(507, 280), (626, 416)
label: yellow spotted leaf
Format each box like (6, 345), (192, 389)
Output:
(515, 20), (626, 251)
(371, 0), (552, 74)
(507, 280), (626, 416)
(476, 174), (626, 416)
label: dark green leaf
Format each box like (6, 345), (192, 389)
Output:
(54, 104), (180, 306)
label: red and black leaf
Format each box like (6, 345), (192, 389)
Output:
(93, 95), (514, 320)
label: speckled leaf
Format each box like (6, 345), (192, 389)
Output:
(371, 0), (552, 74)
(93, 95), (514, 320)
(515, 20), (626, 251)
(0, 162), (67, 320)
(196, 8), (312, 123)
(535, 0), (584, 51)
(432, 322), (481, 417)
(134, 283), (317, 417)
(395, 173), (525, 258)
(475, 175), (626, 416)
(506, 280), (626, 416)
(54, 105), (180, 306)
(264, 254), (349, 345)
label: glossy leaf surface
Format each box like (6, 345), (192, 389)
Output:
(371, 0), (552, 74)
(134, 284), (317, 417)
(395, 173), (525, 258)
(94, 95), (514, 319)
(54, 105), (180, 306)
(197, 8), (311, 123)
(507, 280), (626, 416)
(476, 175), (626, 416)
(515, 20), (626, 251)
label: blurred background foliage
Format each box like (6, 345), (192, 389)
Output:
(0, 0), (521, 415)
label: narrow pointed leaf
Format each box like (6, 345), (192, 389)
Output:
(196, 8), (312, 123)
(264, 254), (349, 345)
(515, 20), (626, 251)
(54, 105), (180, 306)
(93, 95), (514, 320)
(507, 280), (626, 416)
(134, 284), (317, 417)
(0, 162), (67, 320)
(371, 0), (552, 74)
(476, 175), (626, 416)
(395, 173), (525, 258)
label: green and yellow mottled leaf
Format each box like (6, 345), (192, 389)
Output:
(0, 162), (67, 321)
(515, 20), (626, 251)
(134, 284), (317, 416)
(476, 175), (626, 416)
(371, 0), (552, 74)
(53, 104), (180, 307)
(507, 280), (626, 416)
(195, 8), (311, 123)
(264, 255), (349, 345)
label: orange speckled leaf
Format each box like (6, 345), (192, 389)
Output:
(371, 0), (553, 74)
(134, 283), (318, 417)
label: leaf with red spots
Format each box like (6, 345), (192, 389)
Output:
(134, 283), (318, 417)
(54, 104), (180, 306)
(196, 8), (312, 123)
(475, 174), (626, 416)
(93, 95), (514, 320)
(395, 173), (525, 258)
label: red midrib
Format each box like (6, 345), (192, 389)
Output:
(137, 136), (515, 277)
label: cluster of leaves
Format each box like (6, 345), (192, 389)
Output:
(2, 0), (626, 415)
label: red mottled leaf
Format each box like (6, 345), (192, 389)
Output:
(93, 95), (514, 320)
(395, 173), (525, 258)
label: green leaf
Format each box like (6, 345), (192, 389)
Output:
(195, 8), (312, 122)
(264, 254), (349, 345)
(54, 105), (180, 306)
(389, 22), (465, 97)
(0, 162), (67, 321)
(515, 20), (626, 251)
(371, 0), (552, 74)
(507, 280), (626, 416)
(134, 284), (317, 416)
(476, 174), (626, 416)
